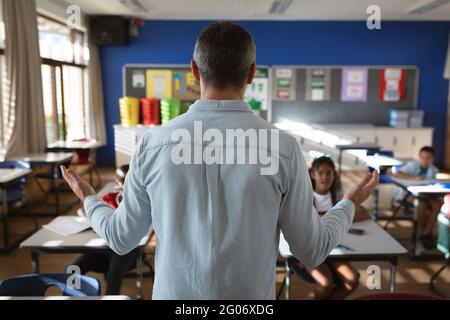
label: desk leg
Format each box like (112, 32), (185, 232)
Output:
(389, 258), (397, 293)
(372, 188), (379, 220)
(31, 250), (40, 273)
(284, 259), (291, 300)
(53, 165), (60, 215)
(410, 213), (418, 259)
(429, 254), (449, 298)
(385, 193), (409, 230)
(136, 247), (143, 300)
(2, 189), (9, 253)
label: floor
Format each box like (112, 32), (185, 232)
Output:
(0, 167), (449, 299)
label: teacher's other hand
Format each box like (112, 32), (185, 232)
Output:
(343, 171), (379, 206)
(60, 165), (96, 202)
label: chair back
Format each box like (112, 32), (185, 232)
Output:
(354, 293), (443, 300)
(288, 257), (316, 284)
(0, 273), (101, 297)
(367, 150), (394, 158)
(0, 160), (30, 203)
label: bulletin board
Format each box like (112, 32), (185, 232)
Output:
(123, 64), (272, 120)
(123, 64), (201, 102)
(270, 65), (419, 126)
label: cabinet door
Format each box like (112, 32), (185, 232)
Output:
(374, 128), (396, 152)
(411, 128), (434, 156)
(353, 129), (376, 144)
(392, 129), (414, 158)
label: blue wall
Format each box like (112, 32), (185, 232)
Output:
(99, 20), (450, 166)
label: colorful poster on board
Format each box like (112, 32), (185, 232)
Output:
(341, 68), (368, 102)
(146, 69), (173, 99)
(272, 68), (296, 101)
(172, 71), (200, 100)
(132, 70), (146, 88)
(245, 68), (269, 111)
(305, 68), (331, 101)
(379, 68), (405, 102)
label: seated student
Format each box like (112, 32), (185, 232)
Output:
(393, 146), (442, 250)
(288, 156), (371, 300)
(72, 164), (139, 295)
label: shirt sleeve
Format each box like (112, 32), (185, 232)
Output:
(428, 166), (439, 179)
(278, 139), (355, 268)
(400, 160), (417, 175)
(84, 143), (152, 255)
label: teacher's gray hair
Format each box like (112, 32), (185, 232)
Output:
(193, 21), (256, 89)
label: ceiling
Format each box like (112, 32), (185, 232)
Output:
(48, 0), (450, 21)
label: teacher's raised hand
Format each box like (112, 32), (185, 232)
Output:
(343, 171), (379, 206)
(60, 165), (96, 202)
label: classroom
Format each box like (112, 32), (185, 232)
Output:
(0, 0), (449, 306)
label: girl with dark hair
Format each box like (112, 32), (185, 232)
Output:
(293, 156), (371, 299)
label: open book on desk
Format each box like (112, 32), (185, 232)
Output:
(43, 217), (91, 236)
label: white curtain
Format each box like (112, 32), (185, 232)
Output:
(2, 0), (46, 159)
(87, 17), (107, 145)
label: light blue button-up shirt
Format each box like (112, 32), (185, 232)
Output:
(84, 100), (355, 300)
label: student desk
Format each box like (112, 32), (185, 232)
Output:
(390, 177), (450, 258)
(9, 152), (74, 216)
(0, 295), (131, 300)
(279, 219), (407, 299)
(335, 143), (380, 176)
(363, 155), (402, 171)
(20, 216), (153, 299)
(407, 183), (450, 197)
(0, 168), (32, 253)
(47, 140), (106, 151)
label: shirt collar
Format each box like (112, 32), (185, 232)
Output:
(188, 100), (252, 113)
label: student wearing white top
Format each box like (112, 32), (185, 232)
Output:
(295, 157), (371, 299)
(313, 191), (334, 214)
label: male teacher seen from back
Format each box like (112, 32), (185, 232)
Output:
(61, 22), (379, 300)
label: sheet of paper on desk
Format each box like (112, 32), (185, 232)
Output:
(43, 218), (91, 236)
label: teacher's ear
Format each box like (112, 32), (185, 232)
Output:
(191, 59), (201, 82)
(246, 62), (256, 85)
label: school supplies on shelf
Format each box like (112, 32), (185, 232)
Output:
(119, 97), (140, 126)
(141, 97), (161, 126)
(161, 98), (181, 124)
(248, 98), (262, 116)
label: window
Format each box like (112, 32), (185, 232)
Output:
(38, 15), (90, 144)
(0, 2), (6, 150)
(0, 52), (7, 150)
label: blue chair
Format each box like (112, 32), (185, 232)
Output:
(279, 257), (315, 299)
(0, 160), (39, 238)
(0, 160), (30, 204)
(0, 273), (101, 296)
(367, 150), (394, 157)
(0, 160), (38, 253)
(288, 257), (316, 284)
